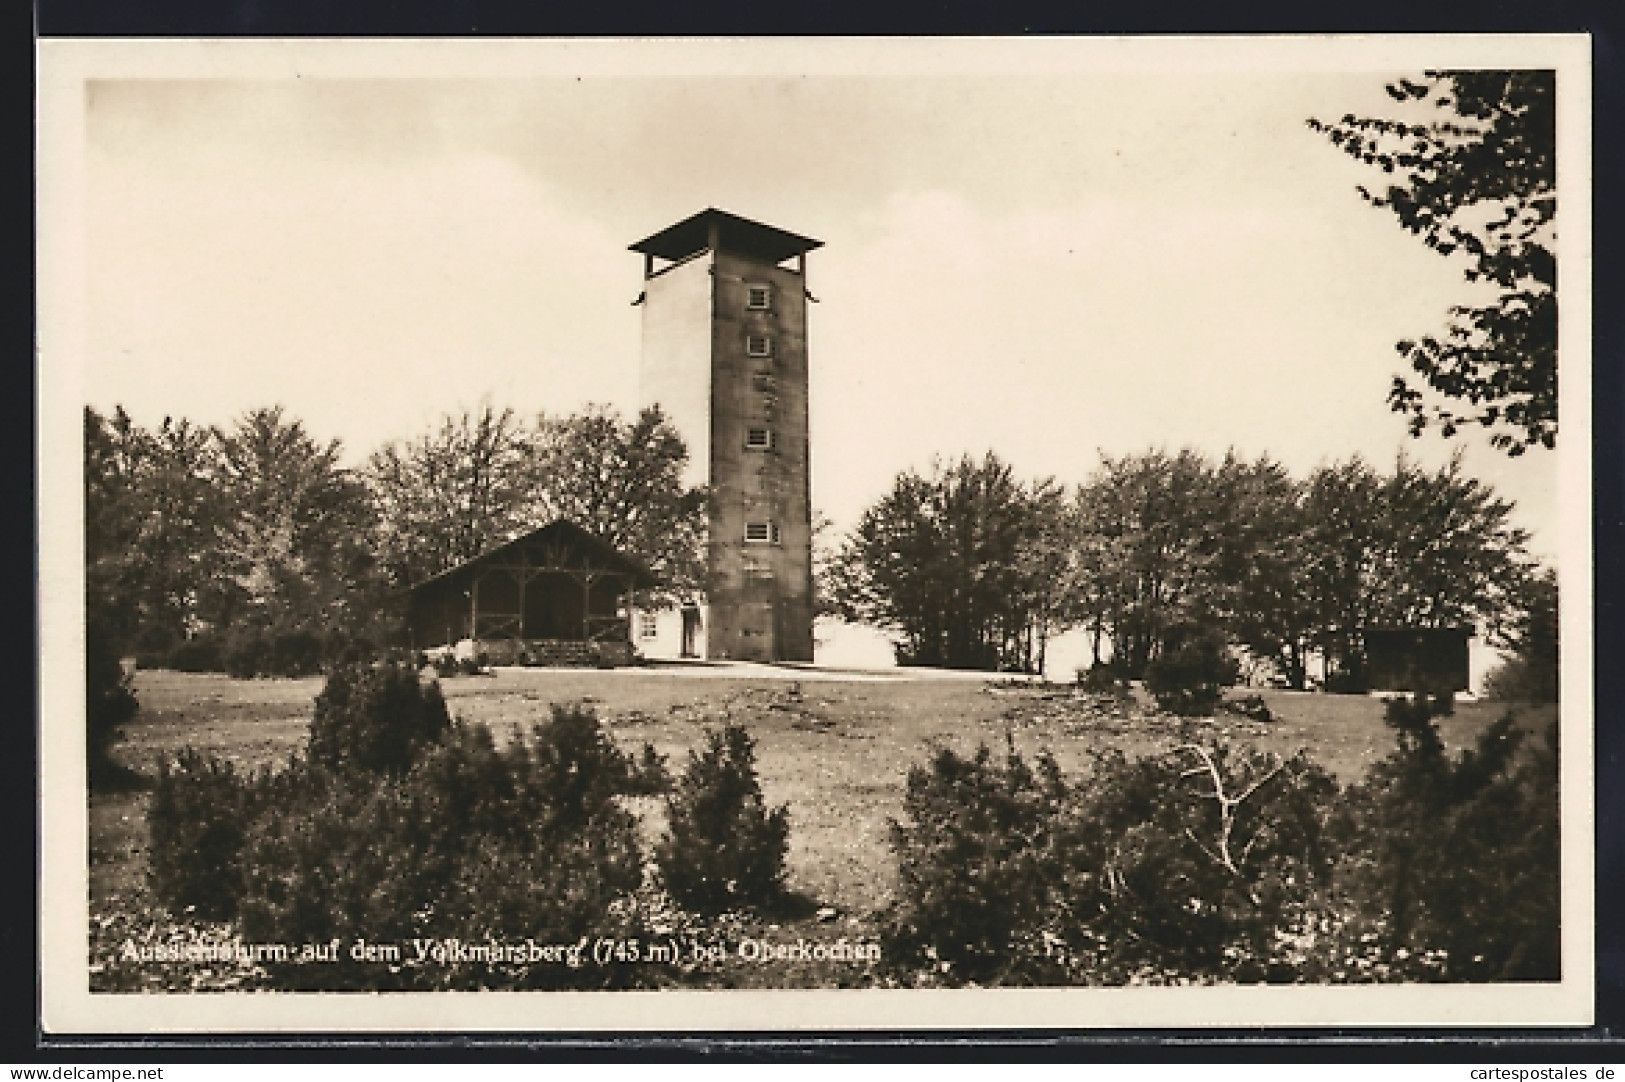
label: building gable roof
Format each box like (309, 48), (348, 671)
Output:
(408, 519), (659, 596)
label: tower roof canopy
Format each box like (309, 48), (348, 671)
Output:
(629, 208), (822, 264)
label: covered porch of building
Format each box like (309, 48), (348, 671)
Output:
(405, 520), (659, 668)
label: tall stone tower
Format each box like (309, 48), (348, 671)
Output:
(632, 209), (819, 662)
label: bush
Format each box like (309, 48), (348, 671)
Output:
(526, 704), (642, 834)
(881, 736), (1337, 986)
(1483, 656), (1558, 704)
(220, 626), (330, 678)
(236, 709), (644, 989)
(223, 631), (270, 679)
(882, 739), (1073, 984)
(87, 618), (140, 790)
(1484, 570), (1558, 704)
(1323, 668), (1370, 695)
(273, 629), (323, 676)
(321, 628), (375, 668)
(1066, 743), (1338, 981)
(1221, 694), (1274, 723)
(306, 660), (452, 777)
(147, 660), (451, 924)
(656, 725), (790, 915)
(625, 743), (672, 796)
(147, 664), (650, 989)
(1334, 695), (1559, 981)
(146, 750), (265, 920)
(1144, 627), (1240, 715)
(1076, 663), (1131, 696)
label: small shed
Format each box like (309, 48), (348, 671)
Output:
(1362, 626), (1473, 694)
(406, 520), (658, 667)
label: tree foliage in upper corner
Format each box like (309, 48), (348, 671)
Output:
(1310, 71), (1556, 456)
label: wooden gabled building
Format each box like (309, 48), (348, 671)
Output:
(405, 520), (657, 667)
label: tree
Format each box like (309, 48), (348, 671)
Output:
(810, 509), (842, 619)
(1302, 452), (1534, 689)
(1483, 567), (1558, 703)
(214, 407), (380, 634)
(1066, 447), (1531, 689)
(1208, 453), (1314, 688)
(1300, 457), (1388, 688)
(84, 406), (229, 653)
(1067, 448), (1310, 683)
(1014, 480), (1075, 676)
(1069, 449), (1230, 676)
(367, 403), (706, 608)
(523, 405), (707, 604)
(832, 453), (1067, 671)
(1310, 71), (1557, 455)
(85, 405), (154, 648)
(368, 403), (532, 585)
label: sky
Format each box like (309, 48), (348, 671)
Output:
(75, 44), (1566, 564)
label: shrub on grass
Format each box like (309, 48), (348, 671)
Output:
(321, 628), (376, 668)
(526, 704), (642, 833)
(1144, 627), (1239, 715)
(881, 736), (1337, 986)
(656, 725), (790, 916)
(1221, 694), (1274, 723)
(1064, 743), (1338, 982)
(881, 739), (1074, 985)
(220, 626), (331, 678)
(1076, 663), (1131, 696)
(147, 662), (651, 989)
(306, 660), (452, 777)
(270, 629), (325, 676)
(882, 692), (1559, 987)
(1483, 656), (1559, 704)
(625, 743), (672, 796)
(238, 713), (644, 989)
(1334, 695), (1560, 981)
(223, 631), (270, 679)
(87, 618), (140, 791)
(146, 750), (266, 920)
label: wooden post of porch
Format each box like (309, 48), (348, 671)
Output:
(517, 552), (528, 641)
(580, 573), (593, 641)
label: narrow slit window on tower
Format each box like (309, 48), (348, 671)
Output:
(745, 427), (774, 451)
(752, 371), (775, 392)
(746, 334), (773, 357)
(744, 521), (780, 545)
(746, 284), (772, 310)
